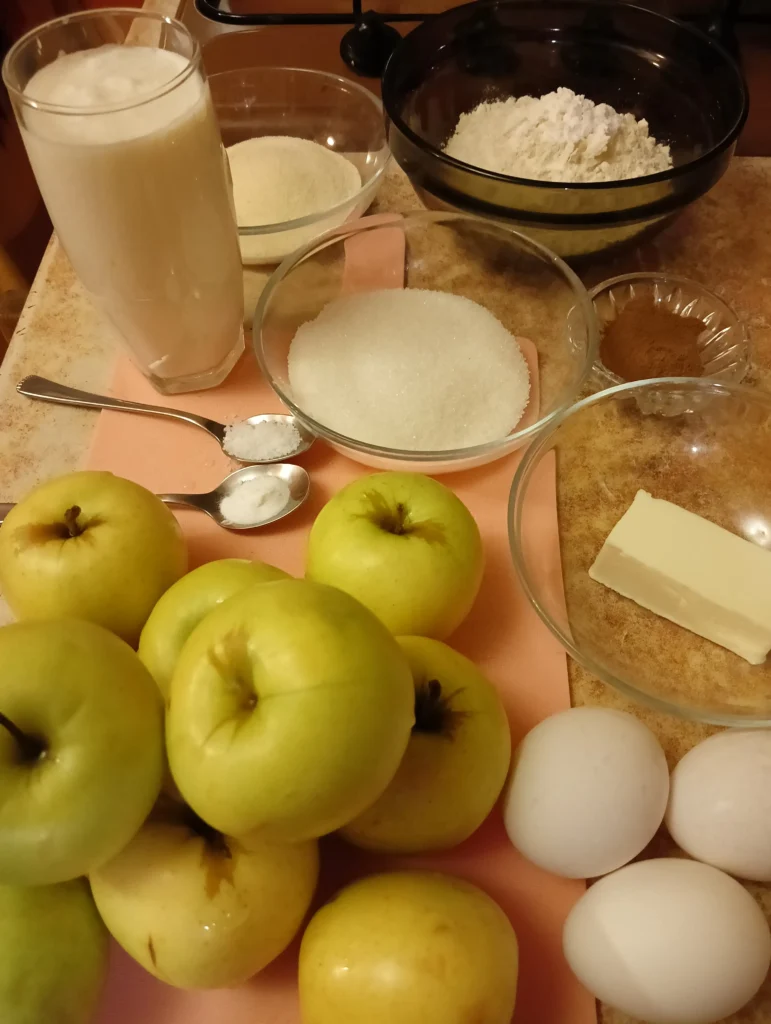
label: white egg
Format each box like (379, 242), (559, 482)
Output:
(503, 707), (668, 878)
(666, 729), (771, 881)
(563, 858), (771, 1024)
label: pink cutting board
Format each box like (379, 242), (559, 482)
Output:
(86, 215), (595, 1023)
(85, 349), (593, 1024)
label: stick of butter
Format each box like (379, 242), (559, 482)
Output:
(589, 490), (771, 665)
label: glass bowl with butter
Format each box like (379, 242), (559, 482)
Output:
(509, 377), (771, 725)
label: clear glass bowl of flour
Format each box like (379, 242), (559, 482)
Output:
(210, 67), (390, 267)
(509, 378), (771, 725)
(253, 212), (597, 474)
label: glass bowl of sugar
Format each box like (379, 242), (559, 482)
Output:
(253, 211), (597, 473)
(210, 67), (390, 267)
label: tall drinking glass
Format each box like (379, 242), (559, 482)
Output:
(3, 9), (244, 394)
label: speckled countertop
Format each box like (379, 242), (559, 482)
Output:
(2, 155), (771, 1023)
(568, 160), (771, 1024)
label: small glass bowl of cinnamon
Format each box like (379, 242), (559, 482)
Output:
(589, 273), (748, 402)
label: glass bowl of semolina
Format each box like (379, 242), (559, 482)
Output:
(253, 211), (598, 473)
(210, 67), (390, 267)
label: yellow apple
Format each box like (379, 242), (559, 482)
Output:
(0, 879), (108, 1024)
(0, 619), (164, 886)
(340, 636), (511, 852)
(138, 558), (290, 700)
(166, 578), (414, 842)
(306, 473), (484, 639)
(299, 871), (518, 1024)
(0, 471), (187, 644)
(90, 798), (318, 989)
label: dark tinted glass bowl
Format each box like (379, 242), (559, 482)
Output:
(382, 0), (748, 260)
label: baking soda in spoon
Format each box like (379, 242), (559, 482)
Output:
(219, 474), (290, 526)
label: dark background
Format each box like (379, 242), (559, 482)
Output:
(1, 0), (769, 352)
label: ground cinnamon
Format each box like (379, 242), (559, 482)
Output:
(599, 296), (705, 381)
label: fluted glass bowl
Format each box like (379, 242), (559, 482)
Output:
(382, 0), (748, 260)
(210, 67), (390, 266)
(509, 378), (771, 725)
(253, 211), (597, 473)
(590, 272), (749, 392)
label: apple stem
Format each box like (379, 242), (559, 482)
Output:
(364, 491), (411, 535)
(0, 712), (45, 761)
(63, 505), (84, 538)
(413, 679), (468, 738)
(386, 502), (409, 536)
(182, 805), (231, 857)
(413, 679), (447, 734)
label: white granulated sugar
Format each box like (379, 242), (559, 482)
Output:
(219, 475), (290, 526)
(444, 87), (672, 184)
(223, 418), (301, 462)
(287, 289), (530, 451)
(227, 136), (361, 262)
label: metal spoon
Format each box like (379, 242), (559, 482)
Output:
(164, 464), (310, 531)
(16, 376), (315, 464)
(0, 464), (310, 533)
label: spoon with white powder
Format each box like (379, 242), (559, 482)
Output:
(0, 464), (310, 532)
(17, 376), (315, 464)
(162, 464), (310, 531)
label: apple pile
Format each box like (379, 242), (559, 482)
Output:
(0, 469), (517, 1024)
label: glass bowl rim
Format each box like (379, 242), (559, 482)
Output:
(588, 270), (749, 387)
(2, 8), (200, 117)
(211, 65), (391, 236)
(253, 209), (599, 463)
(382, 0), (749, 193)
(508, 375), (771, 725)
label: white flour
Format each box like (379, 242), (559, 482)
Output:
(444, 87), (672, 184)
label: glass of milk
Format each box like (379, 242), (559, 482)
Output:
(2, 10), (244, 394)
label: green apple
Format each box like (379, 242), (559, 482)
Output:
(139, 558), (290, 700)
(90, 798), (318, 989)
(167, 578), (414, 842)
(341, 636), (511, 852)
(299, 871), (519, 1024)
(0, 470), (187, 644)
(0, 618), (164, 885)
(305, 472), (484, 639)
(0, 878), (108, 1024)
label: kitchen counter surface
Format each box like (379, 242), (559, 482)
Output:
(377, 166), (771, 1024)
(2, 135), (771, 1022)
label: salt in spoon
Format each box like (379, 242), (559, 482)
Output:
(0, 464), (310, 533)
(16, 375), (315, 464)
